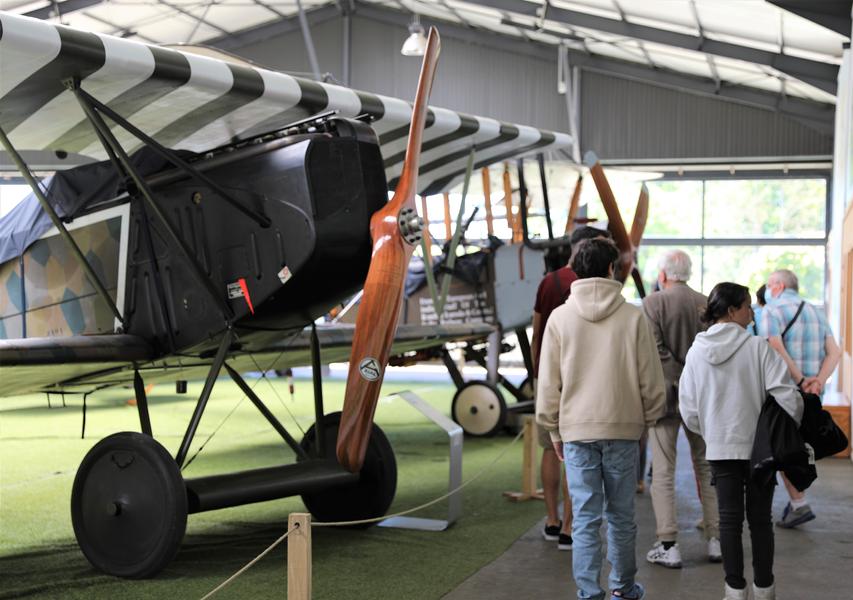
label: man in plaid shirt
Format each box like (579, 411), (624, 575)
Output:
(761, 269), (842, 529)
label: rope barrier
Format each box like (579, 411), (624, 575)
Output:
(199, 426), (525, 598)
(199, 524), (299, 600)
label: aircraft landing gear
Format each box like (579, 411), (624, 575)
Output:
(71, 432), (187, 578)
(451, 381), (507, 437)
(299, 411), (397, 525)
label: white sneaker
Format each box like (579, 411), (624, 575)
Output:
(723, 583), (748, 600)
(708, 537), (722, 562)
(646, 541), (682, 568)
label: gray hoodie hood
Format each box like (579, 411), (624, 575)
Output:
(568, 278), (625, 322)
(690, 322), (751, 365)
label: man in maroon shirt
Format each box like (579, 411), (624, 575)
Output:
(531, 226), (611, 550)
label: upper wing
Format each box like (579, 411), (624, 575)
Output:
(0, 12), (571, 195)
(0, 323), (492, 397)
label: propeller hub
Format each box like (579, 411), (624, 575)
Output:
(398, 207), (423, 246)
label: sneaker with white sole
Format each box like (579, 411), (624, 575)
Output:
(646, 541), (682, 568)
(612, 582), (645, 599)
(723, 583), (748, 600)
(776, 502), (815, 529)
(708, 537), (722, 562)
(542, 521), (561, 541)
(557, 532), (573, 551)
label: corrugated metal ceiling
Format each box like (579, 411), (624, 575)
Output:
(2, 0), (848, 103)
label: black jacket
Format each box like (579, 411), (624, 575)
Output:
(751, 394), (816, 491)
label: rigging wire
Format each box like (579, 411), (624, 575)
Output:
(181, 331), (302, 471)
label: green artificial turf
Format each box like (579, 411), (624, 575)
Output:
(1, 377), (543, 599)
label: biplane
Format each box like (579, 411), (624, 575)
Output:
(382, 150), (650, 437)
(0, 12), (574, 577)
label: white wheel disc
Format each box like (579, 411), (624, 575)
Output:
(453, 383), (504, 436)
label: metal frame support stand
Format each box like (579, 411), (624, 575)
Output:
(378, 390), (463, 531)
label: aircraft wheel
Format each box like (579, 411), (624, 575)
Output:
(519, 376), (534, 401)
(300, 412), (396, 526)
(71, 432), (187, 578)
(452, 381), (507, 437)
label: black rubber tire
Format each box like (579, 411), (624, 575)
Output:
(451, 381), (507, 437)
(71, 432), (187, 578)
(299, 412), (396, 526)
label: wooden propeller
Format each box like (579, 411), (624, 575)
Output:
(336, 28), (440, 473)
(583, 151), (649, 297)
(564, 174), (583, 234)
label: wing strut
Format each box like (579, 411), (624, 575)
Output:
(0, 126), (126, 328)
(72, 87), (271, 229)
(516, 158), (572, 251)
(68, 79), (235, 324)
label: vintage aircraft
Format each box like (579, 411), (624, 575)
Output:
(0, 12), (572, 578)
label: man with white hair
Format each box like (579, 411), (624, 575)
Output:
(762, 269), (842, 529)
(643, 250), (721, 568)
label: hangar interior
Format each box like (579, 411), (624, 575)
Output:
(0, 1), (852, 599)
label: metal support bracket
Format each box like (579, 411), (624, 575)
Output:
(224, 362), (308, 460)
(133, 369), (153, 436)
(378, 390), (463, 532)
(310, 323), (326, 457)
(175, 329), (234, 467)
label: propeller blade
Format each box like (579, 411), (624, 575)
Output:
(564, 174), (583, 234)
(336, 28), (440, 473)
(583, 151), (632, 281)
(630, 183), (648, 249)
(631, 266), (647, 299)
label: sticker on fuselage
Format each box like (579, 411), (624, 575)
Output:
(226, 282), (244, 299)
(358, 357), (381, 381)
(278, 266), (293, 285)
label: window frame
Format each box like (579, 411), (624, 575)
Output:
(638, 170), (831, 299)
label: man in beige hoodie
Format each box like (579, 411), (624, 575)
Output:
(536, 238), (666, 600)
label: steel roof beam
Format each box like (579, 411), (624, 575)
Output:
(354, 2), (834, 133)
(767, 0), (852, 37)
(24, 0), (102, 19)
(469, 0), (839, 95)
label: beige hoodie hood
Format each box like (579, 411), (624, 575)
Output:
(568, 277), (625, 322)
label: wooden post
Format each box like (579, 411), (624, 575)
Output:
(287, 513), (312, 600)
(420, 195), (432, 259)
(442, 192), (452, 240)
(481, 167), (494, 237)
(503, 415), (544, 502)
(501, 163), (521, 243)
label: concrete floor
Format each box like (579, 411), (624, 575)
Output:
(444, 432), (853, 599)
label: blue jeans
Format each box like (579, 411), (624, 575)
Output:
(565, 440), (639, 600)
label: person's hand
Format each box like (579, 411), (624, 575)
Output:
(803, 377), (823, 395)
(552, 441), (564, 462)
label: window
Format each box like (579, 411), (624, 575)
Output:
(631, 176), (828, 303)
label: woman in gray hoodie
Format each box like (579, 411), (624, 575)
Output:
(679, 282), (802, 600)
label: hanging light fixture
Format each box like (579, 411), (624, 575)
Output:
(401, 15), (427, 56)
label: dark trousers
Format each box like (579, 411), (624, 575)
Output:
(709, 460), (775, 590)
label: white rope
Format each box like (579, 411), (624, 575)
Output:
(199, 424), (526, 598)
(314, 427), (524, 527)
(199, 524), (298, 600)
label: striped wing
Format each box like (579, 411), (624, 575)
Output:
(0, 13), (571, 195)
